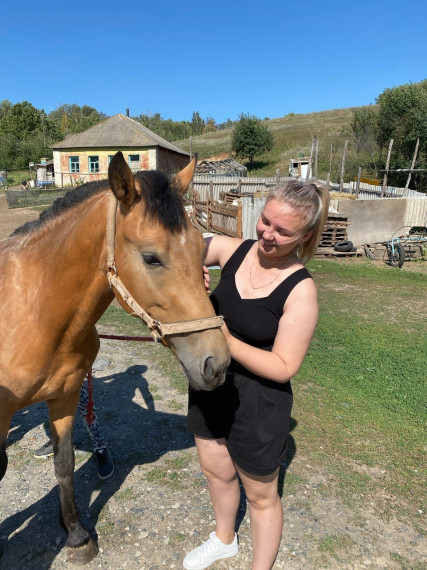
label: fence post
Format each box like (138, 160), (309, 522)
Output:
(314, 137), (319, 179)
(237, 202), (243, 239)
(306, 135), (316, 180)
(238, 178), (242, 193)
(381, 139), (394, 197)
(355, 166), (361, 198)
(276, 169), (280, 182)
(339, 140), (348, 192)
(404, 138), (419, 196)
(326, 172), (330, 190)
(207, 181), (213, 231)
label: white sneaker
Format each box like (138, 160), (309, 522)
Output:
(183, 531), (238, 570)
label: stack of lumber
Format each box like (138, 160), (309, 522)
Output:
(219, 191), (253, 203)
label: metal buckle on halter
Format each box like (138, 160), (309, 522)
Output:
(150, 320), (164, 343)
(108, 263), (118, 276)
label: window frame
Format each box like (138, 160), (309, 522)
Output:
(128, 154), (140, 169)
(88, 155), (100, 173)
(69, 156), (80, 173)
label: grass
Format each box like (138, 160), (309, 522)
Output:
(174, 106), (366, 179)
(294, 260), (426, 516)
(145, 452), (193, 489)
(98, 260), (426, 523)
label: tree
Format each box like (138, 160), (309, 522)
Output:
(350, 106), (381, 173)
(203, 117), (217, 134)
(0, 101), (59, 168)
(231, 113), (274, 167)
(376, 80), (427, 162)
(48, 104), (106, 137)
(190, 111), (205, 136)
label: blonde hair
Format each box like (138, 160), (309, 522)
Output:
(266, 180), (330, 265)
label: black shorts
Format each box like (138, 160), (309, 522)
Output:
(187, 368), (293, 476)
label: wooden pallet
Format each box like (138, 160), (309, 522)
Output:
(319, 216), (350, 247)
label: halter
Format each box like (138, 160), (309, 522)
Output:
(105, 193), (224, 342)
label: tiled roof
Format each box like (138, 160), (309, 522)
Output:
(51, 114), (189, 156)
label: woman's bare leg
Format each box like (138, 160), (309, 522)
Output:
(195, 436), (240, 544)
(237, 467), (283, 570)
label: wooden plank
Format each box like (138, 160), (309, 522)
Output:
(211, 224), (238, 237)
(236, 202), (242, 239)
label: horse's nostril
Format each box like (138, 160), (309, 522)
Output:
(203, 356), (215, 380)
(202, 355), (228, 389)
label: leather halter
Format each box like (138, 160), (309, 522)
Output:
(105, 193), (224, 342)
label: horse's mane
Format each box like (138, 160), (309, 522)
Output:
(136, 170), (187, 232)
(11, 180), (110, 236)
(11, 171), (187, 237)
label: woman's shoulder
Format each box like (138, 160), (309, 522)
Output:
(205, 236), (248, 268)
(283, 270), (317, 308)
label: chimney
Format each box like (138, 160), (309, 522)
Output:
(126, 108), (129, 117)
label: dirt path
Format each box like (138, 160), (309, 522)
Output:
(0, 198), (425, 569)
(0, 195), (40, 239)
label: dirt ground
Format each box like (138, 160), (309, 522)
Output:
(0, 197), (425, 569)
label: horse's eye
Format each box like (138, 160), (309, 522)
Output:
(142, 253), (162, 267)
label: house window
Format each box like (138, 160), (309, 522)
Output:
(89, 156), (99, 173)
(69, 156), (80, 173)
(108, 155), (115, 164)
(128, 154), (140, 170)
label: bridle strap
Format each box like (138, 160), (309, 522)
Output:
(105, 193), (224, 342)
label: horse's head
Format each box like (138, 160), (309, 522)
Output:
(107, 152), (230, 391)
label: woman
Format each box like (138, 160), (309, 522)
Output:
(34, 376), (114, 480)
(184, 180), (329, 570)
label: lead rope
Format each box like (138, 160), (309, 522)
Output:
(105, 193), (224, 342)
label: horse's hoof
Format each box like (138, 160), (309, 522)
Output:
(66, 538), (98, 564)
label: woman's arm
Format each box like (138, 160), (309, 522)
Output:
(204, 235), (244, 268)
(222, 278), (319, 383)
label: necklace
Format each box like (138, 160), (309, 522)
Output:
(249, 251), (295, 289)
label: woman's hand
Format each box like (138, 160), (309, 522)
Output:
(221, 322), (234, 347)
(203, 265), (211, 294)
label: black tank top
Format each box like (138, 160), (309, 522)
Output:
(210, 240), (312, 351)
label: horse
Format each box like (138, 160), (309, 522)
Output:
(0, 151), (230, 564)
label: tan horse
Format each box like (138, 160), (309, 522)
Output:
(0, 152), (229, 563)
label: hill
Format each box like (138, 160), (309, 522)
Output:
(174, 106), (375, 179)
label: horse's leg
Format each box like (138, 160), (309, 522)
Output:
(48, 392), (98, 564)
(0, 404), (13, 481)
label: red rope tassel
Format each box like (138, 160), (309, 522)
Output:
(86, 367), (95, 425)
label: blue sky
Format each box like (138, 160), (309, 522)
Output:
(2, 0), (426, 123)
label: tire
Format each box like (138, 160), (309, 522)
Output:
(334, 240), (354, 252)
(388, 243), (405, 267)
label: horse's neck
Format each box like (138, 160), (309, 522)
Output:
(26, 190), (113, 330)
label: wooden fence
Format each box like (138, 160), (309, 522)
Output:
(190, 198), (242, 237)
(193, 175), (425, 202)
(193, 175), (293, 202)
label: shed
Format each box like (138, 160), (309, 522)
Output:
(289, 156), (310, 179)
(50, 114), (190, 186)
(36, 158), (55, 187)
(195, 158), (247, 177)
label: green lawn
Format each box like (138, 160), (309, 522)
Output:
(99, 259), (426, 522)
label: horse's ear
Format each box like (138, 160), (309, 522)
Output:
(108, 152), (138, 207)
(171, 154), (198, 196)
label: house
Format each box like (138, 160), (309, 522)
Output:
(50, 114), (190, 186)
